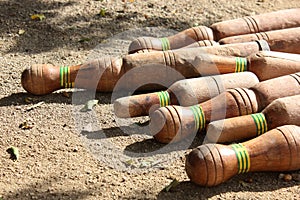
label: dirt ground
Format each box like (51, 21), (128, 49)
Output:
(0, 0), (299, 199)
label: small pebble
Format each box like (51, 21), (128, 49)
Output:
(283, 174), (293, 182)
(244, 177), (253, 183)
(73, 147), (79, 152)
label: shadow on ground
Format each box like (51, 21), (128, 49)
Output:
(0, 0), (206, 54)
(0, 91), (112, 107)
(121, 172), (299, 199)
(81, 121), (207, 156)
(155, 172), (300, 200)
(124, 132), (205, 157)
(2, 177), (93, 200)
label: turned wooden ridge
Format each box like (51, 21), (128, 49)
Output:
(128, 8), (300, 53)
(219, 27), (300, 54)
(114, 72), (259, 118)
(206, 95), (300, 143)
(21, 41), (269, 95)
(114, 51), (300, 118)
(150, 73), (300, 143)
(185, 125), (300, 187)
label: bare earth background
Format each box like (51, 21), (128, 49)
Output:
(0, 0), (300, 199)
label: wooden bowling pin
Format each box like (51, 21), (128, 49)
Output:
(128, 26), (214, 53)
(219, 27), (300, 54)
(128, 8), (300, 53)
(22, 41), (269, 95)
(150, 73), (300, 143)
(114, 72), (259, 118)
(185, 125), (300, 187)
(206, 95), (300, 143)
(211, 8), (300, 40)
(115, 51), (300, 118)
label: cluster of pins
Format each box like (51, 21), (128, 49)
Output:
(20, 9), (300, 186)
(117, 8), (300, 187)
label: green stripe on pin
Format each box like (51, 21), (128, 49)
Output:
(190, 105), (205, 131)
(60, 67), (64, 87)
(231, 143), (250, 174)
(159, 37), (170, 51)
(235, 57), (248, 72)
(156, 91), (170, 107)
(251, 113), (268, 136)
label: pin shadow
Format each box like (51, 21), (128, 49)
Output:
(0, 91), (112, 107)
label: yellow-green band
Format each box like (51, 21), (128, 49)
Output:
(60, 67), (64, 87)
(251, 113), (268, 136)
(231, 143), (250, 174)
(157, 91), (170, 107)
(190, 105), (205, 131)
(60, 66), (74, 88)
(159, 37), (170, 51)
(235, 57), (247, 72)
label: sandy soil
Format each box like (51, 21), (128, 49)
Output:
(0, 0), (299, 199)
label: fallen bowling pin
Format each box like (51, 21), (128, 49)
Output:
(206, 95), (300, 143)
(114, 72), (259, 118)
(150, 73), (300, 143)
(21, 41), (269, 95)
(129, 26), (215, 53)
(185, 125), (300, 187)
(219, 27), (300, 54)
(211, 8), (300, 40)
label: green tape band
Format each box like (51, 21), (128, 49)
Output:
(64, 67), (68, 87)
(60, 66), (74, 88)
(60, 67), (64, 87)
(251, 113), (268, 136)
(235, 57), (247, 72)
(231, 143), (250, 174)
(159, 37), (170, 51)
(190, 105), (205, 131)
(156, 91), (170, 107)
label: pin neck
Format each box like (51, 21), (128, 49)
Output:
(235, 57), (248, 72)
(231, 143), (251, 174)
(156, 91), (170, 107)
(190, 105), (205, 131)
(159, 37), (171, 51)
(251, 113), (268, 136)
